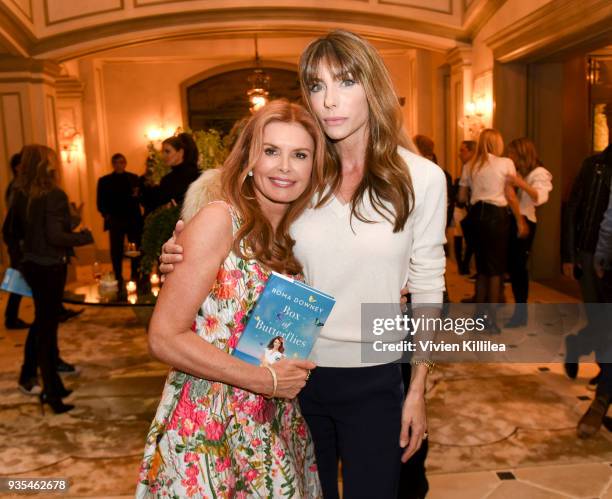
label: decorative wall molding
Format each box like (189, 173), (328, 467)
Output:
(30, 7), (465, 60)
(55, 75), (84, 99)
(0, 3), (36, 56)
(9, 0), (32, 22)
(377, 0), (452, 15)
(486, 0), (612, 63)
(463, 0), (506, 38)
(445, 46), (472, 67)
(0, 55), (60, 75)
(43, 0), (125, 27)
(0, 92), (25, 168)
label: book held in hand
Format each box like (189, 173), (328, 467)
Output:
(232, 272), (336, 366)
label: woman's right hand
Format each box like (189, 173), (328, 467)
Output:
(263, 359), (316, 399)
(159, 220), (186, 279)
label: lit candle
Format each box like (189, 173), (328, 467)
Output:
(126, 281), (137, 293)
(128, 293), (137, 305)
(150, 273), (160, 285)
(152, 286), (160, 297)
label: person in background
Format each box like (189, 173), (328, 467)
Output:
(6, 145), (93, 412)
(458, 129), (526, 332)
(413, 135), (453, 235)
(144, 133), (200, 211)
(96, 153), (143, 285)
(454, 140), (476, 275)
(578, 179), (612, 438)
(563, 104), (612, 387)
(575, 178), (612, 438)
(2, 152), (30, 329)
(504, 139), (552, 327)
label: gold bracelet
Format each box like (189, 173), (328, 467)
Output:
(411, 359), (435, 374)
(263, 365), (277, 398)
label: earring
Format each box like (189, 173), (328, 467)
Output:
(247, 171), (253, 177)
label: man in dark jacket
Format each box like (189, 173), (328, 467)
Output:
(97, 153), (143, 285)
(2, 152), (30, 329)
(563, 104), (612, 437)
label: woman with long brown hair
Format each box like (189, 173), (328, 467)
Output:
(504, 137), (552, 327)
(144, 132), (200, 210)
(136, 100), (325, 498)
(458, 129), (525, 331)
(160, 30), (446, 498)
(7, 145), (93, 413)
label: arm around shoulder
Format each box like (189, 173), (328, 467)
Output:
(148, 202), (233, 357)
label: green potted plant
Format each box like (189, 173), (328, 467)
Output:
(138, 129), (229, 278)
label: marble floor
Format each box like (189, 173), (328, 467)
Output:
(0, 262), (609, 498)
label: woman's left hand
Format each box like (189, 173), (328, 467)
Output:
(399, 390), (427, 462)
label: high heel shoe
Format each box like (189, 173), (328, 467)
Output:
(39, 393), (74, 415)
(58, 388), (73, 398)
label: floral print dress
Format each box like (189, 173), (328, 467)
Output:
(136, 205), (322, 498)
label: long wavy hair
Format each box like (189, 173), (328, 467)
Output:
(506, 137), (538, 177)
(469, 128), (504, 175)
(299, 30), (416, 232)
(219, 99), (326, 275)
(15, 144), (58, 198)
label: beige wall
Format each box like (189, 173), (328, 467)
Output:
(74, 40), (432, 254)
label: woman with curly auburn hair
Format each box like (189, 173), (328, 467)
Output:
(136, 100), (325, 498)
(504, 137), (552, 327)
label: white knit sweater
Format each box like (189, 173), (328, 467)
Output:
(291, 147), (447, 367)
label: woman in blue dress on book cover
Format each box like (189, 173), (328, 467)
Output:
(136, 100), (326, 498)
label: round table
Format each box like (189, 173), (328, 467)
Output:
(63, 283), (157, 327)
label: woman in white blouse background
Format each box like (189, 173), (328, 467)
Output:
(458, 129), (525, 332)
(504, 138), (553, 327)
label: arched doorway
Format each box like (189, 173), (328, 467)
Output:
(186, 67), (302, 135)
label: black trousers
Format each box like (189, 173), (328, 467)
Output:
(109, 222), (141, 282)
(19, 262), (67, 398)
(298, 363), (404, 499)
(4, 292), (22, 324)
(508, 218), (537, 305)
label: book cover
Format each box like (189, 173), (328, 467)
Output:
(0, 268), (32, 297)
(232, 272), (336, 366)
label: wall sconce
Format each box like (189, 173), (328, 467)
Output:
(59, 125), (82, 164)
(145, 125), (176, 143)
(587, 58), (601, 86)
(459, 97), (492, 138)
